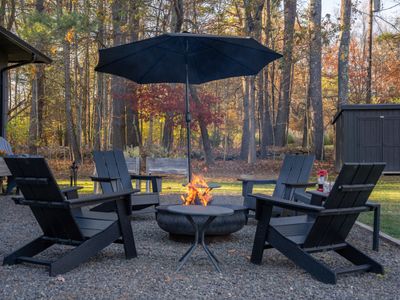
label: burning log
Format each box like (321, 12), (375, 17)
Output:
(181, 174), (212, 206)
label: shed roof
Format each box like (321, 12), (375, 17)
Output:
(0, 26), (52, 64)
(332, 104), (400, 124)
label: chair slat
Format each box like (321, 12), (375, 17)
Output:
(113, 151), (133, 191)
(93, 151), (115, 194)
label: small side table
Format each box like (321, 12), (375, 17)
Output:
(167, 205), (234, 272)
(307, 190), (381, 251)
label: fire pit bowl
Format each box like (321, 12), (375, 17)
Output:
(156, 204), (249, 236)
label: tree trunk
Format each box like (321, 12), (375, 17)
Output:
(338, 0), (351, 107)
(302, 84), (311, 148)
(28, 72), (38, 154)
(162, 112), (174, 153)
(261, 0), (274, 156)
(161, 0), (183, 153)
(126, 0), (141, 148)
(274, 0), (296, 147)
(248, 76), (257, 163)
(63, 40), (81, 163)
(147, 117), (153, 146)
(93, 0), (105, 151)
(126, 108), (141, 147)
(240, 77), (250, 160)
(111, 0), (126, 150)
(308, 0), (323, 160)
(366, 0), (373, 103)
(241, 0), (264, 162)
(35, 0), (45, 141)
(57, 0), (81, 163)
(190, 85), (214, 165)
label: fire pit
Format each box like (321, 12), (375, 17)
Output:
(156, 174), (248, 237)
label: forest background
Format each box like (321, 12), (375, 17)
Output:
(1, 0), (400, 166)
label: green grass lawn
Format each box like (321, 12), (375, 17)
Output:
(59, 176), (400, 239)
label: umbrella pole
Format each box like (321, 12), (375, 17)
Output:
(185, 64), (192, 183)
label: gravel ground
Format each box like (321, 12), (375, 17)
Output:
(1, 194), (399, 300)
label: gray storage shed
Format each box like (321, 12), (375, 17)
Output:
(332, 104), (400, 173)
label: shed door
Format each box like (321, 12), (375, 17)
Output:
(383, 117), (400, 171)
(357, 117), (383, 162)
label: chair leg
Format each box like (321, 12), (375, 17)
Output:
(373, 205), (380, 251)
(268, 227), (337, 284)
(251, 203), (273, 264)
(3, 237), (54, 265)
(115, 198), (137, 259)
(335, 243), (384, 274)
(49, 223), (122, 276)
(242, 181), (254, 209)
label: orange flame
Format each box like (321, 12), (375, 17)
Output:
(181, 174), (212, 206)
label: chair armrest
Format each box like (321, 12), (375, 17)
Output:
(130, 174), (164, 180)
(293, 191), (313, 204)
(307, 190), (329, 199)
(237, 177), (277, 184)
(61, 186), (83, 194)
(66, 190), (139, 208)
(250, 193), (324, 213)
(282, 182), (317, 188)
(12, 197), (69, 208)
(366, 200), (380, 209)
(61, 186), (83, 200)
(90, 176), (120, 182)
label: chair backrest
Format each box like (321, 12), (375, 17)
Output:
(125, 156), (140, 175)
(0, 137), (13, 154)
(146, 157), (188, 176)
(93, 150), (133, 193)
(272, 154), (315, 199)
(4, 156), (84, 240)
(303, 163), (385, 248)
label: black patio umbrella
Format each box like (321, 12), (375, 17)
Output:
(95, 32), (282, 182)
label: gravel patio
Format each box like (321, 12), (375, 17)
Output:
(1, 194), (399, 299)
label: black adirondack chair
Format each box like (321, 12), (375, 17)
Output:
(238, 154), (315, 213)
(250, 163), (385, 284)
(3, 156), (138, 276)
(91, 150), (161, 213)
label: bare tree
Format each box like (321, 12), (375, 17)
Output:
(57, 0), (81, 163)
(240, 77), (250, 160)
(126, 0), (141, 148)
(338, 0), (352, 107)
(111, 0), (127, 150)
(243, 0), (264, 164)
(190, 85), (214, 165)
(308, 0), (323, 160)
(28, 70), (39, 154)
(161, 0), (184, 153)
(93, 0), (105, 151)
(260, 0), (275, 156)
(275, 0), (296, 147)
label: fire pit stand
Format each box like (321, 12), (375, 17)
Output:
(167, 205), (234, 273)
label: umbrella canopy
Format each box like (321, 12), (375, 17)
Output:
(96, 32), (281, 84)
(95, 32), (282, 181)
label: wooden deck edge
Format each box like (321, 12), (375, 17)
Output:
(356, 221), (400, 248)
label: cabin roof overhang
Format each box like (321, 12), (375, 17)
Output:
(0, 26), (52, 64)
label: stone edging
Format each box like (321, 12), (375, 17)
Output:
(356, 221), (400, 248)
